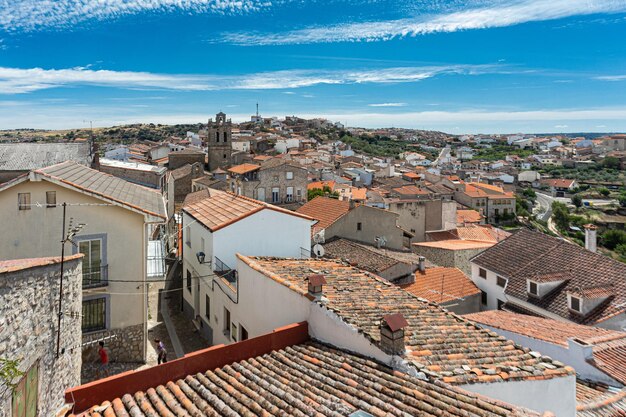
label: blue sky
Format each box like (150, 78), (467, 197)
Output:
(1, 0), (626, 133)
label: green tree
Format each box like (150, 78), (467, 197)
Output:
(599, 187), (611, 197)
(307, 186), (339, 201)
(551, 201), (570, 231)
(602, 156), (620, 170)
(571, 194), (583, 208)
(601, 230), (626, 250)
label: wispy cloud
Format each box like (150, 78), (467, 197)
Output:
(595, 74), (626, 81)
(0, 0), (275, 31)
(0, 64), (498, 94)
(222, 0), (626, 45)
(368, 102), (407, 107)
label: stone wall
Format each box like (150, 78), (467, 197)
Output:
(412, 245), (488, 276)
(81, 323), (145, 363)
(0, 257), (82, 417)
(169, 152), (205, 171)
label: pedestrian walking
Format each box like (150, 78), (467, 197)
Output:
(155, 338), (168, 364)
(95, 341), (109, 379)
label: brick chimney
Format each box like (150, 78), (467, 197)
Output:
(307, 274), (327, 300)
(584, 224), (597, 253)
(380, 313), (408, 355)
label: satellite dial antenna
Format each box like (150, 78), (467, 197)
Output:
(313, 244), (325, 258)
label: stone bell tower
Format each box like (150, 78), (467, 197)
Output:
(207, 112), (232, 171)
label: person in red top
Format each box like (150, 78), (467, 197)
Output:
(95, 341), (109, 379)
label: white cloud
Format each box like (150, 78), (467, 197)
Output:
(0, 0), (275, 31)
(0, 64), (496, 94)
(554, 124), (568, 128)
(222, 0), (626, 45)
(368, 102), (407, 107)
(595, 75), (626, 81)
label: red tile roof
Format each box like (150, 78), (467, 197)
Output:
(227, 163), (261, 175)
(183, 190), (314, 232)
(0, 254), (83, 274)
(400, 267), (480, 304)
(576, 380), (626, 417)
(307, 180), (336, 191)
(463, 183), (515, 199)
(295, 196), (351, 231)
(66, 323), (539, 417)
(414, 240), (495, 251)
(590, 340), (626, 386)
(464, 310), (626, 347)
(541, 178), (576, 188)
(457, 209), (484, 224)
(239, 256), (573, 385)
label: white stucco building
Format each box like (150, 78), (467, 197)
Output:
(180, 189), (315, 343)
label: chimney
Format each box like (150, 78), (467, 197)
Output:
(349, 199), (356, 210)
(418, 256), (426, 273)
(584, 224), (597, 253)
(307, 274), (327, 300)
(380, 313), (408, 356)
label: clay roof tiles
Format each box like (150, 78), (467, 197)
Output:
(296, 196), (351, 231)
(73, 341), (540, 417)
(238, 256), (573, 385)
(227, 163), (261, 175)
(576, 380), (626, 417)
(183, 190), (314, 232)
(472, 229), (626, 325)
(401, 267), (480, 304)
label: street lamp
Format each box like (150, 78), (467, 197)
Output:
(196, 251), (210, 265)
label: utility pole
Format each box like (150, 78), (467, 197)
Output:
(56, 203), (86, 359)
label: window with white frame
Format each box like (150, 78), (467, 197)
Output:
(286, 171), (294, 180)
(46, 191), (56, 208)
(570, 296), (581, 312)
(286, 187), (294, 202)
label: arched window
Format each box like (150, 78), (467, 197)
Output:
(223, 131), (228, 142)
(216, 132), (220, 143)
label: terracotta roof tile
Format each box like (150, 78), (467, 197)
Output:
(72, 342), (540, 417)
(238, 256), (573, 385)
(183, 190), (314, 232)
(401, 267), (480, 304)
(457, 209), (484, 224)
(296, 196), (351, 231)
(576, 380), (626, 417)
(464, 310), (626, 347)
(227, 163), (261, 175)
(414, 240), (495, 251)
(590, 340), (626, 386)
(322, 238), (409, 274)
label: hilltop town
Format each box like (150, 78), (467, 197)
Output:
(1, 112), (625, 417)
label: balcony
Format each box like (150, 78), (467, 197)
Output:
(82, 265), (108, 289)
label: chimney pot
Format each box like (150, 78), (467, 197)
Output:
(584, 224), (597, 253)
(308, 274), (326, 298)
(418, 256), (426, 273)
(380, 313), (408, 356)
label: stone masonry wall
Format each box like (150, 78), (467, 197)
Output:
(0, 257), (82, 417)
(99, 165), (163, 190)
(82, 323), (145, 363)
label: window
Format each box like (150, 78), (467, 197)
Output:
(79, 239), (103, 287)
(205, 295), (210, 320)
(357, 222), (362, 231)
(286, 187), (294, 202)
(200, 237), (205, 254)
(529, 281), (538, 296)
(257, 187), (265, 202)
(187, 270), (192, 292)
(497, 276), (506, 288)
(185, 226), (191, 247)
(286, 171), (294, 180)
(481, 290), (487, 305)
(223, 154), (227, 159)
(296, 188), (302, 201)
(223, 131), (228, 142)
(479, 268), (487, 279)
(271, 187), (280, 203)
(18, 193), (30, 210)
(82, 297), (106, 332)
(223, 307), (231, 335)
(570, 296), (581, 312)
(240, 326), (248, 341)
(12, 362), (38, 417)
(215, 132), (220, 143)
(497, 299), (504, 310)
(231, 322), (238, 342)
(46, 191), (56, 208)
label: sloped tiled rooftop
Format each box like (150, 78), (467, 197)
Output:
(239, 256), (573, 385)
(472, 229), (626, 325)
(296, 196), (351, 231)
(73, 342), (540, 417)
(36, 161), (167, 219)
(183, 190), (313, 232)
(576, 380), (626, 417)
(401, 267), (480, 304)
